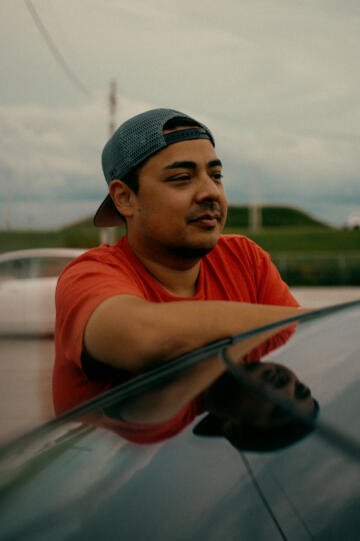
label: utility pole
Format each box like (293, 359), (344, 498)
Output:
(6, 169), (12, 231)
(109, 79), (117, 137)
(249, 170), (262, 231)
(100, 80), (117, 245)
(27, 175), (32, 230)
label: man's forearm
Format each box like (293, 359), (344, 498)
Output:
(84, 295), (310, 373)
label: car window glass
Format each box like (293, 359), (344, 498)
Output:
(222, 304), (360, 437)
(0, 259), (30, 281)
(221, 305), (360, 540)
(28, 257), (75, 278)
(258, 304), (360, 436)
(0, 324), (304, 541)
(0, 256), (75, 281)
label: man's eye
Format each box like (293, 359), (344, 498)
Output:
(170, 175), (191, 182)
(295, 381), (311, 399)
(261, 367), (277, 382)
(212, 172), (223, 183)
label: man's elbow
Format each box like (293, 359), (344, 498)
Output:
(83, 320), (184, 374)
(128, 331), (188, 373)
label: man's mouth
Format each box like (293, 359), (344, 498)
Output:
(186, 206), (223, 227)
(189, 213), (221, 227)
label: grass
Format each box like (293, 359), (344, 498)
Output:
(0, 205), (359, 286)
(0, 227), (123, 252)
(1, 224), (359, 285)
(223, 227), (360, 253)
(0, 230), (63, 252)
(271, 253), (360, 286)
(1, 226), (359, 254)
(226, 205), (327, 229)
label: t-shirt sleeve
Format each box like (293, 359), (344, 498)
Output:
(243, 238), (300, 362)
(251, 241), (299, 308)
(55, 257), (145, 370)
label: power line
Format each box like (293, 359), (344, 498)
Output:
(24, 0), (90, 97)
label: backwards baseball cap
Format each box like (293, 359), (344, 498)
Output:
(94, 108), (215, 227)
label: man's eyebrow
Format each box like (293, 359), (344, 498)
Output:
(208, 159), (222, 168)
(164, 159), (223, 170)
(164, 161), (196, 170)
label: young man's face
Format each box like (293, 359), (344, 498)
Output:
(126, 137), (228, 265)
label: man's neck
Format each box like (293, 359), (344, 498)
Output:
(128, 241), (201, 298)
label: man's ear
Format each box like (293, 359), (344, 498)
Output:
(192, 413), (225, 437)
(109, 179), (135, 219)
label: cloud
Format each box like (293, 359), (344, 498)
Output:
(1, 0), (360, 227)
(0, 93), (159, 228)
(1, 91), (359, 229)
(0, 92), (152, 187)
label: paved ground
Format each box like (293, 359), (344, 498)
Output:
(0, 338), (54, 444)
(291, 286), (360, 307)
(0, 287), (359, 445)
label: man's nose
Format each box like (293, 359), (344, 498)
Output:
(195, 173), (221, 201)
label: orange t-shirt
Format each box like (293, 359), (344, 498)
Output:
(53, 234), (299, 443)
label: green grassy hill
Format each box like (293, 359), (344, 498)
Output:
(0, 205), (359, 285)
(0, 205), (358, 255)
(62, 204), (328, 230)
(226, 205), (328, 229)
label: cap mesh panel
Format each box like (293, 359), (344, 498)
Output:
(101, 108), (213, 183)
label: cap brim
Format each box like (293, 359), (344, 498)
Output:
(93, 194), (125, 227)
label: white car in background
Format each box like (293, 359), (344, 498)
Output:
(0, 248), (84, 336)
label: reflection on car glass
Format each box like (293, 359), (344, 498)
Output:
(220, 336), (360, 462)
(75, 323), (321, 451)
(193, 360), (319, 452)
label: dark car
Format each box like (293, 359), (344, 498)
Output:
(0, 301), (359, 540)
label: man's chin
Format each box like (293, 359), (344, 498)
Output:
(168, 238), (219, 260)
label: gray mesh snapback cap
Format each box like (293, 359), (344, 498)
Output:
(94, 108), (215, 227)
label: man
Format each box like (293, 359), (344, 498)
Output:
(53, 108), (311, 443)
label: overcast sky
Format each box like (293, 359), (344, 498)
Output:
(1, 0), (360, 229)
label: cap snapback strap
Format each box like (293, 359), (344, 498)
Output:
(164, 127), (213, 146)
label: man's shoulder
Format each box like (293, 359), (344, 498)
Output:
(73, 239), (123, 263)
(206, 235), (268, 269)
(58, 236), (129, 280)
(214, 234), (260, 253)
